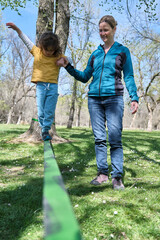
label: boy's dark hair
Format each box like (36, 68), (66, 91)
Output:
(38, 32), (62, 56)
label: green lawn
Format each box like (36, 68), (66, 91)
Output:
(0, 124), (160, 240)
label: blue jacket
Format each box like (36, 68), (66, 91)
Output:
(65, 41), (139, 102)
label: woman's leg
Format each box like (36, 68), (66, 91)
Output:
(88, 97), (109, 176)
(104, 96), (124, 179)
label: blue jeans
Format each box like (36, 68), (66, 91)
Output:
(88, 96), (124, 178)
(36, 82), (58, 133)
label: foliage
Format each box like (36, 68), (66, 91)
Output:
(0, 0), (38, 14)
(0, 124), (160, 239)
(100, 0), (159, 21)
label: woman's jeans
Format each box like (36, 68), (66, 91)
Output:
(36, 82), (58, 133)
(88, 96), (124, 178)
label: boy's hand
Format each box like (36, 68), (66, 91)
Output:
(6, 22), (22, 35)
(56, 57), (69, 67)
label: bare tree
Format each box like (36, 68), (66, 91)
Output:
(66, 0), (96, 128)
(129, 39), (160, 130)
(2, 33), (34, 124)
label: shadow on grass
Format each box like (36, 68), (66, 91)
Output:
(56, 128), (94, 140)
(77, 196), (160, 239)
(122, 131), (160, 165)
(0, 177), (43, 240)
(1, 127), (160, 239)
(0, 126), (28, 138)
(54, 129), (160, 189)
(54, 130), (96, 182)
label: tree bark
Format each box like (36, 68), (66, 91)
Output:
(67, 79), (77, 128)
(77, 104), (82, 127)
(130, 112), (137, 129)
(146, 103), (154, 131)
(36, 0), (55, 42)
(55, 0), (70, 53)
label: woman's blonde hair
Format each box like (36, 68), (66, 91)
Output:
(99, 15), (117, 29)
(38, 32), (62, 57)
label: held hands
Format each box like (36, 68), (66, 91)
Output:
(56, 57), (69, 67)
(130, 101), (138, 114)
(6, 22), (22, 35)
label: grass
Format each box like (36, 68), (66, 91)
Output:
(0, 124), (160, 240)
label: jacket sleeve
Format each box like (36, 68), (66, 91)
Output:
(65, 54), (94, 83)
(19, 32), (34, 52)
(123, 48), (139, 102)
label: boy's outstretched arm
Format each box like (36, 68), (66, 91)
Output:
(6, 22), (34, 52)
(6, 22), (22, 35)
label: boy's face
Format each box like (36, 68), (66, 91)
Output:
(42, 47), (55, 57)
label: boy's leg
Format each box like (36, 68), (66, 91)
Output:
(43, 83), (58, 133)
(36, 82), (46, 130)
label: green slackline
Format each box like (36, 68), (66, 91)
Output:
(32, 118), (39, 122)
(32, 118), (55, 125)
(43, 141), (83, 240)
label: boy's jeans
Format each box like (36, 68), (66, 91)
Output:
(88, 96), (124, 178)
(36, 82), (58, 133)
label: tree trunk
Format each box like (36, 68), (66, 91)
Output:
(77, 103), (82, 127)
(7, 106), (14, 124)
(36, 0), (55, 42)
(147, 103), (153, 131)
(55, 0), (70, 53)
(67, 79), (77, 128)
(130, 112), (137, 129)
(17, 114), (22, 125)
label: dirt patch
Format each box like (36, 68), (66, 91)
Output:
(5, 166), (25, 175)
(9, 134), (70, 145)
(0, 183), (7, 188)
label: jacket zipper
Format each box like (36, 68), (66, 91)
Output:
(99, 53), (106, 96)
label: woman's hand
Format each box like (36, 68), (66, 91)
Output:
(131, 101), (138, 114)
(56, 57), (69, 67)
(6, 22), (22, 35)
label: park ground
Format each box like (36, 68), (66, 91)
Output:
(0, 124), (160, 240)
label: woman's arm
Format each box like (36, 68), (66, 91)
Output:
(57, 55), (94, 83)
(123, 47), (139, 114)
(123, 48), (139, 102)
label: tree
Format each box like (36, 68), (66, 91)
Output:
(101, 0), (159, 22)
(66, 0), (96, 128)
(129, 38), (160, 131)
(0, 32), (34, 124)
(22, 0), (70, 141)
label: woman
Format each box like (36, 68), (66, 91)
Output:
(57, 15), (139, 190)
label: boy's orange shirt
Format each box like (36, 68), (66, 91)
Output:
(30, 45), (65, 84)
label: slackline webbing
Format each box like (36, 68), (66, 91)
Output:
(32, 118), (55, 125)
(43, 141), (83, 240)
(32, 118), (39, 122)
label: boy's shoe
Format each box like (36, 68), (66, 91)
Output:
(90, 174), (109, 185)
(112, 177), (125, 190)
(42, 131), (52, 141)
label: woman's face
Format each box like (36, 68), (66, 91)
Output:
(99, 22), (116, 44)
